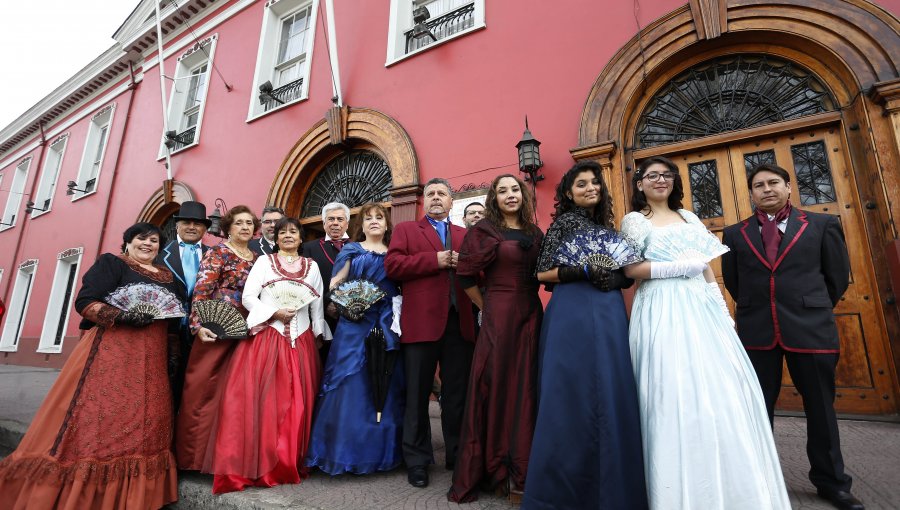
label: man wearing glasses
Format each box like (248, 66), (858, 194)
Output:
(250, 206), (285, 256)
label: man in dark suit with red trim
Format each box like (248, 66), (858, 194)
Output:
(385, 178), (476, 489)
(722, 164), (862, 510)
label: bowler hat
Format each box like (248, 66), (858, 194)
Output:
(173, 201), (212, 227)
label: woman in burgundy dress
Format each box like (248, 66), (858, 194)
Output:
(448, 174), (544, 503)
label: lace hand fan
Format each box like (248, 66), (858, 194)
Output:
(330, 279), (387, 321)
(555, 227), (644, 270)
(644, 226), (729, 263)
(192, 300), (248, 340)
(105, 283), (185, 319)
(266, 280), (319, 310)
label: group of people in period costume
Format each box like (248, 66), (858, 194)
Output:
(0, 156), (865, 510)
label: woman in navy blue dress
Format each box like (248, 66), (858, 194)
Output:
(522, 161), (648, 510)
(306, 203), (405, 474)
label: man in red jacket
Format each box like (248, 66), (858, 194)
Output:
(385, 178), (476, 489)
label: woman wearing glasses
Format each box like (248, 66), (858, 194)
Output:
(621, 156), (790, 509)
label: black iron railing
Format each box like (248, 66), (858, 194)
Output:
(405, 3), (475, 53)
(262, 78), (304, 112)
(169, 126), (197, 151)
(43, 198), (51, 210)
(84, 178), (97, 193)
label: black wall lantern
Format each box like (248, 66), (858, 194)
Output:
(516, 117), (544, 184)
(207, 198), (227, 238)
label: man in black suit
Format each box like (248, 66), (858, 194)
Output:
(249, 206), (284, 256)
(302, 201), (350, 363)
(722, 164), (862, 510)
(156, 201), (211, 410)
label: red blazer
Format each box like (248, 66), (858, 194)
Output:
(385, 217), (476, 344)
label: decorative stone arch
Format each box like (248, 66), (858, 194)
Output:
(135, 180), (197, 225)
(267, 106), (420, 225)
(572, 0), (900, 414)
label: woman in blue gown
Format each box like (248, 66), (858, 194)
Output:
(306, 203), (405, 474)
(522, 161), (648, 510)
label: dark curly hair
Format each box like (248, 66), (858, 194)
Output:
(221, 205), (260, 236)
(272, 216), (303, 253)
(121, 222), (165, 253)
(552, 160), (614, 227)
(630, 156), (684, 213)
(483, 174), (539, 234)
(351, 203), (392, 245)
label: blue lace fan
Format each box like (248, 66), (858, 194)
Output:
(330, 279), (386, 321)
(554, 226), (643, 270)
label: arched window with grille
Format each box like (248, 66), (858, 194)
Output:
(301, 150), (394, 218)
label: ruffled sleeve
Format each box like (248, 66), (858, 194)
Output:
(242, 256), (279, 330)
(620, 212), (652, 251)
(535, 212), (585, 272)
(331, 242), (365, 278)
(457, 222), (501, 286)
(75, 253), (125, 328)
(678, 209), (704, 226)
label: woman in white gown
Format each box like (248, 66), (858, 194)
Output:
(621, 156), (791, 510)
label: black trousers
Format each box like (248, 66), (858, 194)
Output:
(402, 308), (474, 468)
(747, 346), (852, 492)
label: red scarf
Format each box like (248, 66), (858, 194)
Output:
(756, 202), (792, 264)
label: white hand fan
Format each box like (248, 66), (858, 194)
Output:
(644, 226), (729, 263)
(266, 279), (319, 310)
(105, 283), (185, 318)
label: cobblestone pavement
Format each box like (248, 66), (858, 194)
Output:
(1, 365), (898, 509)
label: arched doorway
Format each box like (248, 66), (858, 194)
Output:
(136, 180), (197, 243)
(267, 106), (421, 235)
(573, 1), (900, 415)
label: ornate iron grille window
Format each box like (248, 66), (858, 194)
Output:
(688, 160), (724, 219)
(301, 151), (393, 218)
(791, 141), (836, 204)
(162, 213), (178, 245)
(636, 55), (835, 148)
(743, 149), (777, 177)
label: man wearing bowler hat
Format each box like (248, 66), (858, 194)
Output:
(156, 200), (211, 410)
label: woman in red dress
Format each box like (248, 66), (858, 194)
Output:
(208, 216), (329, 493)
(0, 223), (179, 509)
(175, 206), (259, 471)
(448, 174), (544, 502)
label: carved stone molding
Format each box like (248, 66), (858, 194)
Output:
(179, 34), (217, 62)
(50, 133), (70, 148)
(325, 105), (349, 145)
(91, 103), (116, 121)
(689, 0), (727, 40)
(18, 259), (38, 271)
(57, 247), (84, 260)
(871, 79), (900, 113)
(136, 180), (197, 225)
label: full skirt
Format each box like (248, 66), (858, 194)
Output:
(522, 282), (648, 510)
(209, 326), (321, 494)
(630, 277), (790, 509)
(0, 322), (177, 510)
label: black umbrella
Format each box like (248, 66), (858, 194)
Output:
(365, 327), (399, 423)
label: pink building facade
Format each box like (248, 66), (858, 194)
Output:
(2, 0), (900, 416)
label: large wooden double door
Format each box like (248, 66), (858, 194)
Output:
(639, 123), (897, 415)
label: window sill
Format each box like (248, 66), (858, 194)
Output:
(0, 224), (15, 232)
(70, 190), (97, 202)
(30, 209), (51, 220)
(386, 23), (485, 68)
(246, 94), (309, 123)
(0, 345), (19, 353)
(36, 346), (63, 354)
(157, 141), (200, 161)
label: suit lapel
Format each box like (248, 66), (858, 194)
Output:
(739, 216), (772, 270)
(419, 217), (444, 251)
(163, 241), (187, 289)
(773, 208), (808, 269)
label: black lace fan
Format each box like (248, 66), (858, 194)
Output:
(192, 300), (248, 340)
(330, 279), (386, 321)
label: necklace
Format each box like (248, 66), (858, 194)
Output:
(279, 251), (299, 263)
(227, 242), (253, 260)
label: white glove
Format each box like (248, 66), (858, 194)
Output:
(707, 281), (735, 328)
(390, 296), (403, 336)
(650, 259), (707, 279)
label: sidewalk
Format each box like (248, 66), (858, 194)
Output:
(1, 364), (898, 509)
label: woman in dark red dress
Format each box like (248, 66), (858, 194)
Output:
(448, 174), (543, 503)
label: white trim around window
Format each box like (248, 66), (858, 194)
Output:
(31, 133), (70, 218)
(386, 0), (484, 66)
(246, 0), (320, 121)
(158, 35), (218, 158)
(72, 103), (116, 201)
(0, 156), (32, 231)
(37, 248), (83, 353)
(0, 259), (39, 352)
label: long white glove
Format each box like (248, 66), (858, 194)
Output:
(707, 281), (735, 328)
(390, 296), (403, 336)
(650, 259), (707, 279)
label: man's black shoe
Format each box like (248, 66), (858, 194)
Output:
(817, 489), (865, 510)
(407, 465), (428, 488)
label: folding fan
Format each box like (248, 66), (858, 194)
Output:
(643, 226), (729, 263)
(554, 226), (644, 270)
(265, 280), (319, 310)
(192, 300), (248, 340)
(330, 279), (387, 321)
(105, 283), (185, 319)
